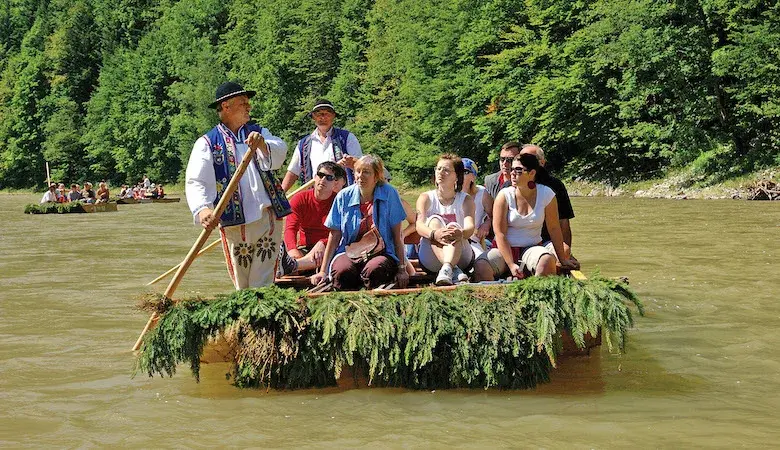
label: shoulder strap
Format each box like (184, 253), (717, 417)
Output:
(298, 134), (314, 183)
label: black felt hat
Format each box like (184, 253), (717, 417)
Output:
(308, 98), (337, 116)
(209, 81), (256, 109)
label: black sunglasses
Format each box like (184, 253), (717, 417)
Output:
(500, 157), (514, 163)
(511, 166), (529, 174)
(316, 171), (336, 181)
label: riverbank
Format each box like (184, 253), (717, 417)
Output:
(566, 167), (779, 200)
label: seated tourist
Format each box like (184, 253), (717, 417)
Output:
(415, 154), (476, 285)
(155, 184), (165, 199)
(40, 184), (57, 204)
(311, 155), (409, 290)
(95, 182), (110, 203)
(55, 183), (68, 203)
(474, 154), (576, 281)
(278, 162), (347, 276)
(461, 158), (493, 257)
(67, 184), (82, 202)
(82, 182), (96, 203)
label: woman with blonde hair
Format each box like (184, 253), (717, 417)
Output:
(311, 155), (409, 290)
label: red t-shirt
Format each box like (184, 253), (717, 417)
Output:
(357, 201), (374, 238)
(283, 189), (337, 249)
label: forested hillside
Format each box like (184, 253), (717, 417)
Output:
(1, 0), (778, 188)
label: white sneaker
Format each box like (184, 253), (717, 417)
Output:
(435, 265), (454, 286)
(452, 266), (469, 283)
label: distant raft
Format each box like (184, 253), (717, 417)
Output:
(134, 276), (643, 391)
(24, 202), (118, 214)
(116, 197), (181, 204)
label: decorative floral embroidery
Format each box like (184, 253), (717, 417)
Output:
(234, 243), (255, 268)
(256, 236), (276, 262)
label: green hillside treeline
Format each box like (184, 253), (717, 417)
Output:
(1, 0), (778, 188)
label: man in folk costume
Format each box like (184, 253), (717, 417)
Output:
(280, 99), (362, 191)
(185, 82), (291, 289)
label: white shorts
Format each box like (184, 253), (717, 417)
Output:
(418, 215), (474, 272)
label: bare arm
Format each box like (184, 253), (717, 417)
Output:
(492, 194), (515, 272)
(281, 171), (299, 192)
(392, 222), (409, 288)
(544, 199), (575, 269)
(311, 229), (341, 285)
(401, 199), (417, 239)
(560, 218), (572, 258)
(460, 194), (476, 240)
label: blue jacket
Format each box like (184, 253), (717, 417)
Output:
(324, 182), (406, 262)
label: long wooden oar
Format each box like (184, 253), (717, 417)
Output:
(144, 178), (316, 287)
(132, 142), (260, 351)
(145, 239), (222, 286)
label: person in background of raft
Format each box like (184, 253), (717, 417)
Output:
(55, 183), (67, 203)
(156, 184), (165, 199)
(40, 183), (57, 204)
(384, 169), (417, 277)
(484, 141), (521, 199)
(277, 161), (347, 276)
(461, 158), (493, 257)
(311, 155), (409, 290)
(82, 182), (96, 203)
(281, 99), (362, 192)
(186, 81), (290, 290)
(95, 182), (110, 203)
(67, 184), (82, 202)
(474, 154), (577, 281)
(415, 154), (476, 285)
(520, 144), (578, 267)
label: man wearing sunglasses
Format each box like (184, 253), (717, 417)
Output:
(278, 161), (347, 276)
(281, 99), (362, 192)
(484, 141), (521, 199)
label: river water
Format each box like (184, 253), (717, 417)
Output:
(0, 193), (778, 447)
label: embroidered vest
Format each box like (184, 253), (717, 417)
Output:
(203, 122), (291, 227)
(298, 127), (354, 185)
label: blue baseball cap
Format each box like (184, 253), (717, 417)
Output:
(462, 158), (478, 176)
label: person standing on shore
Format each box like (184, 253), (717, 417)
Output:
(185, 81), (290, 289)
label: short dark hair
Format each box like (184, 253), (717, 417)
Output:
(438, 153), (465, 192)
(501, 141), (521, 153)
(513, 153), (548, 181)
(317, 161), (346, 180)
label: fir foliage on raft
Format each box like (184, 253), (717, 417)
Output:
(24, 202), (85, 214)
(133, 275), (643, 390)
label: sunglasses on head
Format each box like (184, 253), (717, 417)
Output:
(316, 171), (336, 181)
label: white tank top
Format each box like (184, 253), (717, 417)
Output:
(425, 190), (467, 226)
(501, 185), (555, 247)
(472, 185), (487, 228)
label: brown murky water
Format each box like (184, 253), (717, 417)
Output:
(1, 193), (778, 447)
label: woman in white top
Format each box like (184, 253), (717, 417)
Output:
(415, 154), (476, 285)
(474, 153), (576, 281)
(461, 158), (493, 257)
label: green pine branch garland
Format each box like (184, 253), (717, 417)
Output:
(133, 275), (643, 390)
(24, 203), (86, 214)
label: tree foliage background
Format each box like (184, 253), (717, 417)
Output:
(0, 0), (778, 188)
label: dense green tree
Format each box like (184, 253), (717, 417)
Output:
(0, 0), (778, 188)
